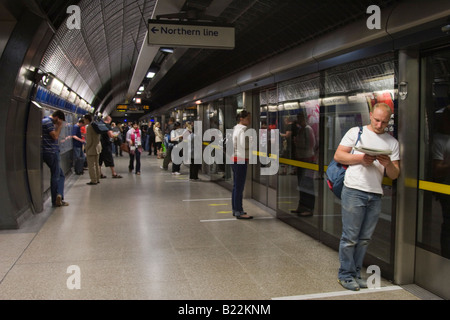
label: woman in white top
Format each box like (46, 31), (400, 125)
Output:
(231, 111), (253, 220)
(170, 122), (183, 175)
(154, 122), (164, 159)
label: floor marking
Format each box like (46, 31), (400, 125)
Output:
(200, 217), (275, 222)
(217, 211), (233, 214)
(272, 285), (403, 300)
(183, 198), (231, 202)
(208, 204), (229, 207)
(200, 218), (236, 222)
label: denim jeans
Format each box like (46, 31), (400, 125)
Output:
(338, 185), (381, 281)
(232, 163), (248, 215)
(43, 152), (65, 206)
(129, 148), (141, 173)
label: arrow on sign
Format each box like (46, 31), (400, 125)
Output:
(151, 26), (159, 33)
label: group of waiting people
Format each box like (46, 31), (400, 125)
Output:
(159, 118), (201, 180)
(71, 116), (169, 183)
(73, 114), (123, 184)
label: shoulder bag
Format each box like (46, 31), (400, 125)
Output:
(326, 126), (363, 199)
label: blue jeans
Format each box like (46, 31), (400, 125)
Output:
(338, 185), (381, 281)
(43, 152), (65, 206)
(232, 163), (248, 215)
(129, 148), (141, 173)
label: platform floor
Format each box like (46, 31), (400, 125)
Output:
(0, 154), (432, 300)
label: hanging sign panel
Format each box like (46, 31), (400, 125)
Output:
(148, 20), (235, 50)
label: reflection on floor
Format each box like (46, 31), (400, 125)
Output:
(0, 155), (426, 300)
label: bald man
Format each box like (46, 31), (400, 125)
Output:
(334, 103), (400, 291)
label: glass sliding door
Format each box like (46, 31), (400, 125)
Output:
(253, 88), (278, 210)
(276, 74), (321, 234)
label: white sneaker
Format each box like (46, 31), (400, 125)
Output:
(174, 172), (181, 175)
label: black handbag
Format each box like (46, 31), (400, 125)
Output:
(91, 121), (110, 134)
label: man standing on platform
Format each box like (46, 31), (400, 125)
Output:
(72, 118), (86, 175)
(333, 103), (400, 291)
(99, 116), (122, 179)
(84, 114), (102, 185)
(42, 110), (69, 207)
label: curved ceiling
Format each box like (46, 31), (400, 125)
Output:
(39, 0), (156, 108)
(37, 0), (401, 119)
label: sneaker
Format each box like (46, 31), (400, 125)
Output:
(55, 194), (62, 207)
(355, 277), (368, 288)
(173, 172), (181, 175)
(233, 211), (248, 216)
(338, 278), (360, 291)
(237, 215), (253, 220)
(53, 195), (69, 207)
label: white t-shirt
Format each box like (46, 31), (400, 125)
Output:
(339, 125), (400, 195)
(233, 124), (249, 161)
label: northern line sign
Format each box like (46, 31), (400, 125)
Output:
(148, 20), (235, 50)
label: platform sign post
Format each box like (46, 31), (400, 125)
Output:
(148, 20), (235, 50)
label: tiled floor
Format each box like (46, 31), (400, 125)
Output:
(0, 155), (425, 300)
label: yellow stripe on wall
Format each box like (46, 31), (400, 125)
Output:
(419, 180), (450, 195)
(202, 142), (396, 186)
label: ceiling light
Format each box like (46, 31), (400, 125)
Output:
(146, 72), (156, 79)
(139, 86), (145, 92)
(160, 47), (174, 54)
(41, 74), (50, 86)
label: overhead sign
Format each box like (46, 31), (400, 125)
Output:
(148, 20), (235, 50)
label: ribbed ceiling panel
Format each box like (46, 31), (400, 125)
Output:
(40, 0), (156, 106)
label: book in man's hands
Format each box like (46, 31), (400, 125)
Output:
(353, 146), (392, 156)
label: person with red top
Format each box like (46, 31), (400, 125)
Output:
(126, 122), (143, 175)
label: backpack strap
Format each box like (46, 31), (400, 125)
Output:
(356, 126), (363, 145)
(351, 126), (363, 154)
